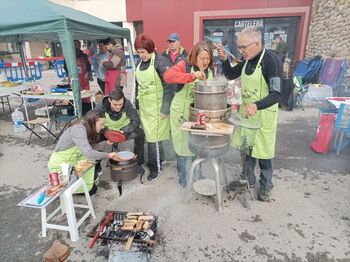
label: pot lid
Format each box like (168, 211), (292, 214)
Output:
(195, 78), (228, 87)
(104, 130), (126, 143)
(117, 151), (134, 160)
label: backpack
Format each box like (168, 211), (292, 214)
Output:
(294, 56), (323, 84)
(311, 113), (336, 154)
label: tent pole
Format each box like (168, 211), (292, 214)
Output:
(58, 26), (82, 117)
(127, 37), (136, 105)
(18, 37), (29, 80)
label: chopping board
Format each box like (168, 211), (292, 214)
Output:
(180, 122), (234, 135)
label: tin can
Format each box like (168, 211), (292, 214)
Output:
(49, 172), (60, 186)
(197, 111), (206, 126)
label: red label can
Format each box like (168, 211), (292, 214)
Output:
(197, 111), (206, 126)
(49, 172), (60, 186)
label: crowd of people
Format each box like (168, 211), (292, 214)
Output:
(49, 27), (283, 202)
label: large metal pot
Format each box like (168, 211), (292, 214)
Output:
(189, 103), (231, 123)
(189, 134), (230, 157)
(193, 80), (228, 110)
(109, 157), (138, 182)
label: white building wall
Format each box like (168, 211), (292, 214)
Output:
(49, 0), (126, 22)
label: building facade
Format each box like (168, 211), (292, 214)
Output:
(126, 0), (313, 62)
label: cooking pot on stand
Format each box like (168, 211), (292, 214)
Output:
(189, 103), (232, 123)
(189, 134), (231, 158)
(108, 151), (140, 195)
(193, 80), (228, 110)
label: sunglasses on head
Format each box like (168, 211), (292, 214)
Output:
(167, 40), (176, 43)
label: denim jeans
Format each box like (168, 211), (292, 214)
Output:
(242, 155), (273, 189)
(176, 155), (201, 178)
(148, 141), (165, 172)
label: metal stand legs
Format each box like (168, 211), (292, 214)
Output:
(185, 157), (229, 213)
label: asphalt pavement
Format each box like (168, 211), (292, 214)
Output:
(0, 70), (349, 262)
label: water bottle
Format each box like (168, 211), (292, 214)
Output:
(11, 108), (26, 133)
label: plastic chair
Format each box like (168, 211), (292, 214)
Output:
(49, 104), (77, 144)
(23, 117), (58, 146)
(293, 76), (309, 110)
(333, 103), (350, 155)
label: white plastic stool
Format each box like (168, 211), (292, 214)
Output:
(41, 177), (96, 241)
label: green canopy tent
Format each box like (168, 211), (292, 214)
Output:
(0, 0), (135, 117)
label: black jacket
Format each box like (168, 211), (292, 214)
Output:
(162, 47), (188, 107)
(95, 97), (140, 135)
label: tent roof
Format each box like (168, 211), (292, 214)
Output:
(0, 0), (130, 42)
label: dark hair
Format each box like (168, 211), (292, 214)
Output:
(222, 40), (229, 46)
(106, 37), (117, 46)
(187, 41), (213, 67)
(82, 109), (105, 144)
(134, 34), (155, 53)
(98, 39), (107, 45)
(109, 87), (125, 101)
(276, 36), (282, 41)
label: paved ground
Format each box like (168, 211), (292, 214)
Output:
(0, 70), (349, 261)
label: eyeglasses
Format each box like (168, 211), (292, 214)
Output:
(167, 40), (176, 43)
(237, 41), (256, 50)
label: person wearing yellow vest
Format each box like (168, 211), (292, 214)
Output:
(95, 88), (145, 175)
(218, 27), (282, 202)
(48, 110), (124, 195)
(134, 34), (171, 181)
(44, 43), (53, 69)
(164, 42), (214, 187)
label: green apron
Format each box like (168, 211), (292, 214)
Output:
(135, 53), (169, 142)
(104, 112), (130, 131)
(170, 68), (213, 156)
(231, 49), (278, 159)
(48, 146), (94, 193)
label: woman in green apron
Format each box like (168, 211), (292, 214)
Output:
(48, 110), (124, 195)
(218, 27), (282, 201)
(134, 34), (171, 181)
(164, 42), (214, 187)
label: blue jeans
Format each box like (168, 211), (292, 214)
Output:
(242, 155), (274, 189)
(176, 155), (201, 178)
(148, 142), (165, 172)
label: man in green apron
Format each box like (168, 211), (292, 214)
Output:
(95, 88), (145, 175)
(218, 27), (283, 201)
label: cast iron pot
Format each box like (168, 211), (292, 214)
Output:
(189, 134), (230, 158)
(108, 157), (138, 182)
(193, 79), (228, 110)
(189, 103), (231, 123)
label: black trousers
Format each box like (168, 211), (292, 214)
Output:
(242, 154), (274, 189)
(97, 78), (106, 94)
(148, 141), (165, 172)
(126, 127), (145, 165)
(280, 78), (294, 110)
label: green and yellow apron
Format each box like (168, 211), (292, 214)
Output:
(104, 112), (130, 131)
(170, 68), (213, 156)
(135, 53), (169, 142)
(48, 146), (94, 193)
(231, 49), (278, 159)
